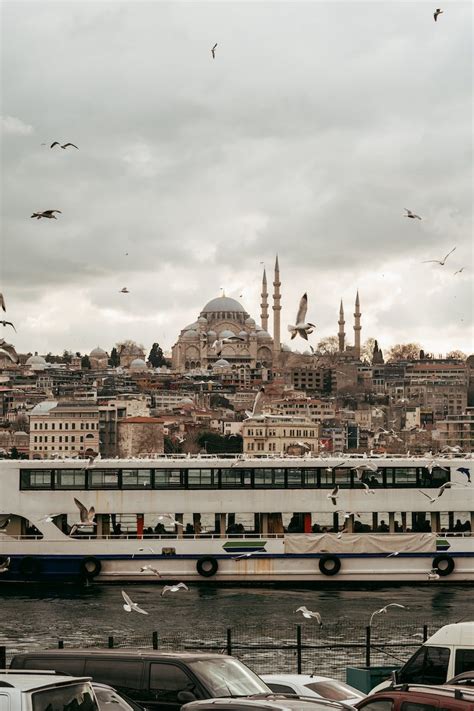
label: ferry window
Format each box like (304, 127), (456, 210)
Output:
(188, 469), (216, 488)
(364, 470), (384, 488)
(56, 469), (86, 489)
(335, 468), (352, 489)
(455, 648), (474, 675)
(20, 470), (52, 489)
(221, 469), (244, 487)
(320, 469), (335, 488)
(431, 467), (450, 487)
(254, 468), (285, 488)
(303, 469), (319, 487)
(154, 469), (184, 488)
(89, 470), (119, 488)
(122, 469), (152, 488)
(287, 468), (303, 487)
(388, 468), (418, 487)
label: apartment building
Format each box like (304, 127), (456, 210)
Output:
(242, 415), (319, 455)
(29, 401), (99, 459)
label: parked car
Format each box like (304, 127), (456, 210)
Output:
(182, 694), (357, 711)
(92, 682), (145, 711)
(356, 684), (474, 710)
(371, 622), (474, 693)
(260, 675), (364, 706)
(446, 673), (474, 689)
(10, 650), (272, 711)
(0, 670), (99, 711)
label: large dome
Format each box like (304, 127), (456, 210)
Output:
(201, 296), (247, 314)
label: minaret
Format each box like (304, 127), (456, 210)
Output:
(272, 255), (281, 356)
(260, 268), (269, 331)
(338, 300), (345, 353)
(354, 290), (361, 359)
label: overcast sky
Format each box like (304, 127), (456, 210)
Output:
(1, 0), (472, 359)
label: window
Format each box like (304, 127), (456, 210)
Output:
(188, 658), (269, 697)
(455, 648), (474, 675)
(221, 469), (244, 487)
(188, 469), (216, 488)
(287, 468), (303, 487)
(254, 468), (285, 488)
(399, 645), (450, 685)
(266, 683), (296, 694)
(122, 469), (152, 488)
(305, 680), (363, 701)
(154, 469), (184, 488)
(149, 663), (197, 703)
(20, 470), (52, 489)
(56, 469), (87, 489)
(389, 468), (418, 487)
(85, 659), (143, 695)
(358, 702), (393, 711)
(89, 470), (119, 488)
(32, 682), (99, 711)
(303, 469), (319, 487)
(320, 468), (335, 488)
(401, 704), (436, 711)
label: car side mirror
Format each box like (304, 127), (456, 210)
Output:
(391, 670), (398, 686)
(177, 691), (197, 703)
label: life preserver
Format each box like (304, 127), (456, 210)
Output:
(19, 556), (41, 578)
(80, 556), (102, 579)
(196, 556), (219, 578)
(319, 554), (341, 576)
(432, 555), (455, 577)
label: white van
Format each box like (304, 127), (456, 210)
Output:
(371, 622), (474, 693)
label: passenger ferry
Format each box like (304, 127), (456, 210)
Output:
(0, 454), (472, 584)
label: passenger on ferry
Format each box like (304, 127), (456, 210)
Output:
(185, 523), (194, 535)
(112, 523), (122, 538)
(154, 523), (166, 535)
(377, 520), (389, 533)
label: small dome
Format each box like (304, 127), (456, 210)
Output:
(130, 358), (147, 369)
(183, 321), (199, 332)
(239, 331), (247, 339)
(207, 330), (217, 340)
(245, 317), (255, 326)
(220, 329), (235, 339)
(197, 316), (207, 323)
(90, 346), (107, 357)
(182, 329), (199, 341)
(256, 330), (272, 341)
(213, 358), (230, 368)
(201, 296), (246, 314)
(255, 325), (263, 332)
(26, 354), (47, 370)
(303, 349), (312, 355)
(281, 344), (291, 352)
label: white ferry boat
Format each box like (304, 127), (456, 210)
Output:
(0, 455), (472, 584)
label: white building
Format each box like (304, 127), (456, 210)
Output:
(242, 415), (319, 455)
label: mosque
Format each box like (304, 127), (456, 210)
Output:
(171, 257), (363, 373)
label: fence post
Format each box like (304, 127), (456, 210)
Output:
(226, 628), (232, 656)
(108, 636), (114, 649)
(0, 646), (6, 669)
(152, 631), (158, 650)
(423, 625), (428, 642)
(296, 625), (302, 674)
(365, 626), (371, 668)
(58, 640), (64, 649)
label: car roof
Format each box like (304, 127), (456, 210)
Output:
(12, 649), (227, 662)
(0, 671), (91, 692)
(368, 684), (474, 703)
(425, 622), (474, 647)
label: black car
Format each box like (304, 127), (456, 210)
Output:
(10, 650), (271, 711)
(182, 694), (357, 711)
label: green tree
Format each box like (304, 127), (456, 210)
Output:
(109, 347), (120, 367)
(62, 350), (72, 364)
(148, 342), (166, 368)
(9, 446), (19, 459)
(197, 431), (243, 454)
(81, 354), (91, 369)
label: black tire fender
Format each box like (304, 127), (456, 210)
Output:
(19, 556), (41, 578)
(432, 555), (455, 577)
(80, 556), (102, 579)
(196, 556), (219, 578)
(319, 554), (341, 576)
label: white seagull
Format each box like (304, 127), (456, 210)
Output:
(232, 550), (264, 560)
(369, 603), (406, 626)
(404, 208), (422, 220)
(140, 565), (161, 577)
(212, 334), (245, 357)
(131, 546), (155, 559)
(161, 582), (188, 596)
(69, 497), (96, 536)
(422, 247), (456, 266)
(31, 210), (62, 219)
(158, 514), (184, 527)
(361, 482), (376, 495)
(245, 386), (265, 419)
(295, 607), (322, 625)
(288, 293), (315, 341)
(121, 590), (148, 615)
(0, 557), (11, 573)
(0, 339), (19, 364)
(327, 486), (339, 506)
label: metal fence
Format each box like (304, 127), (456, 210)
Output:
(0, 619), (444, 680)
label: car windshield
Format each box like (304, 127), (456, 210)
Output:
(32, 682), (99, 711)
(93, 686), (136, 711)
(188, 659), (270, 698)
(305, 681), (361, 701)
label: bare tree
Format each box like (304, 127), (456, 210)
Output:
(446, 350), (467, 361)
(387, 343), (421, 362)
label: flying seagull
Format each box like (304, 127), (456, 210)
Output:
(418, 490), (437, 504)
(0, 293), (5, 312)
(387, 552), (400, 558)
(288, 293), (315, 341)
(51, 142), (79, 149)
(121, 590), (148, 615)
(0, 321), (16, 332)
(457, 467), (471, 483)
(161, 582), (189, 596)
(327, 485), (339, 506)
(31, 210), (62, 220)
(140, 565), (161, 577)
(422, 247), (456, 265)
(454, 268), (465, 275)
(69, 497), (96, 536)
(404, 208), (422, 220)
(0, 339), (19, 364)
(433, 8), (443, 21)
(212, 334), (245, 356)
(436, 481), (465, 499)
(120, 287), (129, 294)
(0, 557), (10, 573)
(369, 603), (406, 626)
(245, 386), (265, 418)
(157, 514), (184, 527)
(295, 607), (322, 626)
(211, 43), (217, 58)
(131, 546), (155, 558)
(361, 482), (376, 495)
(232, 550), (264, 560)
